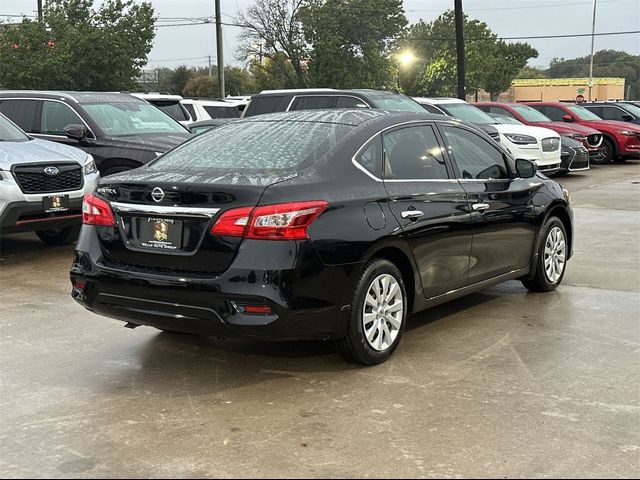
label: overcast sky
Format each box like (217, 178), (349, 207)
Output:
(2, 0), (639, 71)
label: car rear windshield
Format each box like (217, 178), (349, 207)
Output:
(203, 105), (240, 118)
(367, 92), (425, 113)
(0, 113), (29, 142)
(441, 103), (497, 124)
(149, 120), (354, 172)
(567, 105), (602, 121)
(83, 102), (187, 136)
(512, 105), (552, 122)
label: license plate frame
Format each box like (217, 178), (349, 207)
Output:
(43, 194), (70, 213)
(139, 217), (183, 251)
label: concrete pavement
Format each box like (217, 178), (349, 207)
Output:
(1, 162), (638, 478)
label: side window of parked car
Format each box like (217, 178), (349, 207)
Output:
(0, 99), (40, 132)
(537, 106), (565, 122)
(383, 125), (448, 180)
(336, 96), (369, 109)
(420, 104), (444, 115)
(41, 101), (84, 135)
(599, 106), (627, 121)
(289, 95), (335, 111)
(183, 103), (196, 120)
(442, 126), (510, 180)
(355, 135), (383, 177)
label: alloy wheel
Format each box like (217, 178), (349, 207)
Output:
(362, 274), (403, 351)
(543, 226), (566, 283)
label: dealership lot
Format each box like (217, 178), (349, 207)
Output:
(0, 163), (638, 478)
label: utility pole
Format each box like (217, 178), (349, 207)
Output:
(588, 0), (597, 102)
(454, 0), (466, 100)
(215, 0), (225, 98)
(208, 55), (212, 77)
(37, 0), (43, 21)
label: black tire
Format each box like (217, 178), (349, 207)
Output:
(613, 156), (628, 163)
(335, 259), (407, 365)
(35, 225), (81, 246)
(522, 217), (568, 292)
(598, 137), (615, 164)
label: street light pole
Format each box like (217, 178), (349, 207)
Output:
(454, 0), (466, 100)
(215, 0), (225, 98)
(588, 0), (597, 101)
(37, 0), (43, 21)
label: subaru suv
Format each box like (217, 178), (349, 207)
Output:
(0, 91), (192, 176)
(0, 113), (99, 245)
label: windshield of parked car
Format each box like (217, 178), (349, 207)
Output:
(491, 114), (523, 125)
(367, 92), (426, 113)
(150, 120), (354, 171)
(441, 103), (497, 124)
(567, 105), (602, 121)
(0, 113), (29, 142)
(511, 105), (552, 122)
(83, 102), (187, 136)
(620, 103), (640, 116)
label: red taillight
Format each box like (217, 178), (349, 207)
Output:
(211, 201), (328, 241)
(243, 305), (272, 314)
(210, 206), (253, 237)
(82, 194), (116, 226)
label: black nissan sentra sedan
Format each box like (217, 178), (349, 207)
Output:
(71, 109), (573, 364)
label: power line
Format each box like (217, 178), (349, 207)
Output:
(406, 0), (623, 13)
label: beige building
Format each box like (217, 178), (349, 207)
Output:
(468, 77), (626, 103)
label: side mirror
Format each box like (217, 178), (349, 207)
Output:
(516, 158), (537, 178)
(64, 124), (88, 142)
(562, 114), (574, 123)
(621, 113), (634, 121)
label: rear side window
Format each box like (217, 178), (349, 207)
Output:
(336, 96), (368, 109)
(183, 103), (196, 119)
(244, 96), (287, 116)
(289, 95), (335, 111)
(41, 101), (84, 135)
(0, 99), (40, 132)
(154, 101), (190, 122)
(150, 120), (354, 172)
(383, 125), (448, 180)
(203, 106), (240, 119)
(354, 135), (383, 177)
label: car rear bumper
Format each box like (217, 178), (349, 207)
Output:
(70, 226), (358, 341)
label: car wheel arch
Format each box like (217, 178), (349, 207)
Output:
(363, 245), (418, 314)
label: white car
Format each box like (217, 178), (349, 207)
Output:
(131, 93), (192, 127)
(413, 97), (561, 173)
(181, 99), (241, 122)
(0, 113), (99, 245)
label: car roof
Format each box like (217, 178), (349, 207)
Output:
(413, 97), (467, 105)
(0, 90), (144, 104)
(255, 88), (406, 97)
(182, 98), (236, 107)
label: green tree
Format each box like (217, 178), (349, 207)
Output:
(0, 0), (155, 90)
(224, 67), (257, 95)
(168, 65), (194, 95)
(249, 53), (300, 91)
(302, 0), (407, 89)
(516, 66), (548, 79)
(484, 41), (538, 100)
(183, 76), (216, 97)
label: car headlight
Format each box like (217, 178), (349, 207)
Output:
(504, 133), (537, 145)
(618, 130), (639, 136)
(570, 134), (587, 140)
(83, 155), (97, 175)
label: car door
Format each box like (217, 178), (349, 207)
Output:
(382, 123), (472, 299)
(439, 124), (538, 282)
(38, 100), (92, 146)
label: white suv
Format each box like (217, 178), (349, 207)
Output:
(181, 98), (241, 122)
(0, 113), (99, 245)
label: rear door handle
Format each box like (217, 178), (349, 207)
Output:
(472, 203), (490, 212)
(401, 210), (424, 219)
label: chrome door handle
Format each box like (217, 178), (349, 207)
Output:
(472, 203), (490, 212)
(401, 210), (423, 219)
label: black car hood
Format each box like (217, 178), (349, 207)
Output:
(102, 132), (192, 153)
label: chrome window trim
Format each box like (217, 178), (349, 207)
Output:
(0, 97), (97, 140)
(111, 202), (220, 218)
(350, 119), (460, 183)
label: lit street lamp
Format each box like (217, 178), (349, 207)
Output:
(397, 50), (416, 91)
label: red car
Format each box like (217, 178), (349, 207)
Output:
(475, 102), (605, 163)
(524, 102), (640, 163)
